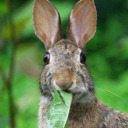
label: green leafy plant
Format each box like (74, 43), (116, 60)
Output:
(47, 89), (72, 128)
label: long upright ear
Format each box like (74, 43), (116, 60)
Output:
(33, 0), (62, 49)
(67, 0), (97, 48)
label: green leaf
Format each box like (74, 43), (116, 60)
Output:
(47, 89), (72, 128)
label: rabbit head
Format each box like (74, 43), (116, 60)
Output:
(33, 0), (97, 104)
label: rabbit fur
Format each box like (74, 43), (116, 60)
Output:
(33, 0), (128, 127)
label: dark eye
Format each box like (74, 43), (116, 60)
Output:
(80, 52), (86, 64)
(44, 52), (50, 65)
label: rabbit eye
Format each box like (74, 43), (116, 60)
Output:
(44, 52), (50, 65)
(80, 52), (86, 64)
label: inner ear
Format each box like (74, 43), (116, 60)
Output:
(33, 0), (63, 49)
(67, 0), (97, 49)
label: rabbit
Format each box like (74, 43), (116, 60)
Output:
(33, 0), (128, 128)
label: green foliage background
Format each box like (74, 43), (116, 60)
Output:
(0, 0), (128, 128)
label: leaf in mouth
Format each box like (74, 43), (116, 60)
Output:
(47, 89), (72, 128)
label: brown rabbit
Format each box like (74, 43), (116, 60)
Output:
(33, 0), (128, 127)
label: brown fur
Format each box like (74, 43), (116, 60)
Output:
(69, 99), (128, 128)
(33, 0), (128, 128)
(38, 40), (128, 128)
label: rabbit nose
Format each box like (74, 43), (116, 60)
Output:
(54, 69), (75, 90)
(56, 79), (72, 90)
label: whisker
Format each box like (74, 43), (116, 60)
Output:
(95, 87), (128, 104)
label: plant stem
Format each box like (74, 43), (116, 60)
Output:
(7, 44), (17, 128)
(5, 0), (17, 127)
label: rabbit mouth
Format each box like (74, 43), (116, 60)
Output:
(51, 79), (94, 104)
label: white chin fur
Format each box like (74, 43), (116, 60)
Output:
(68, 80), (77, 90)
(53, 80), (62, 91)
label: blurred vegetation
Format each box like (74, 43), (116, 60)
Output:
(0, 0), (128, 128)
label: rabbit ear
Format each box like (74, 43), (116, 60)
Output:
(33, 0), (62, 49)
(67, 0), (97, 48)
